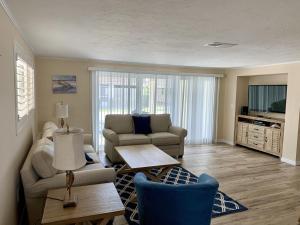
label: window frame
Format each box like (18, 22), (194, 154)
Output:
(14, 43), (35, 134)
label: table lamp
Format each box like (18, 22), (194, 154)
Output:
(56, 102), (68, 128)
(52, 128), (86, 208)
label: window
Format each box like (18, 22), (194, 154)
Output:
(15, 54), (35, 132)
(91, 70), (219, 150)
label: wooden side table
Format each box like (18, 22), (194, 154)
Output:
(42, 183), (125, 225)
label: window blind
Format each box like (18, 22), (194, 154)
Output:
(15, 56), (35, 123)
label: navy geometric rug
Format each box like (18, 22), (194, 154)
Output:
(113, 164), (248, 225)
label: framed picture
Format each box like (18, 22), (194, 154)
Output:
(52, 75), (77, 94)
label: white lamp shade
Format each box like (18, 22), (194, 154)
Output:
(52, 130), (86, 171)
(56, 103), (69, 118)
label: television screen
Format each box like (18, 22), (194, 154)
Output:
(248, 85), (287, 113)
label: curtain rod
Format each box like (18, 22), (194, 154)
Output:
(88, 67), (224, 78)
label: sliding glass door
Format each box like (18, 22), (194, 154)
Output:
(91, 70), (219, 150)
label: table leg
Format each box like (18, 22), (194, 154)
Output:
(117, 164), (135, 175)
(142, 166), (172, 182)
(129, 192), (137, 203)
(156, 166), (172, 181)
(142, 170), (160, 181)
(96, 218), (110, 225)
(128, 166), (173, 203)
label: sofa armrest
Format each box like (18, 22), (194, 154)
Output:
(83, 133), (93, 145)
(169, 126), (187, 138)
(28, 167), (116, 198)
(102, 128), (119, 145)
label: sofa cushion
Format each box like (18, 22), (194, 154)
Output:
(85, 153), (94, 164)
(150, 114), (171, 132)
(83, 144), (95, 153)
(31, 139), (58, 178)
(86, 152), (100, 163)
(76, 162), (105, 171)
(42, 122), (58, 140)
(105, 114), (134, 134)
(148, 132), (180, 146)
(132, 115), (152, 134)
(118, 134), (151, 146)
(84, 152), (100, 164)
(43, 121), (58, 131)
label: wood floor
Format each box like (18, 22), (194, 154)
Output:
(100, 144), (300, 225)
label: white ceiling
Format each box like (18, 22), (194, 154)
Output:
(4, 0), (300, 68)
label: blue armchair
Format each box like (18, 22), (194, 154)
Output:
(134, 172), (219, 225)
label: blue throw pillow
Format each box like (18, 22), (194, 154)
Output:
(132, 115), (152, 134)
(85, 153), (94, 164)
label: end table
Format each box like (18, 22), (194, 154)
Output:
(42, 183), (125, 225)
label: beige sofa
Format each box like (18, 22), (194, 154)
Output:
(21, 122), (116, 225)
(103, 114), (187, 163)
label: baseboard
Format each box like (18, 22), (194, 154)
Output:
(281, 157), (300, 166)
(216, 139), (235, 146)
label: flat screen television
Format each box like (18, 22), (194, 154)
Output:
(248, 85), (287, 113)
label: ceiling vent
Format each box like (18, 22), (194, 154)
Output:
(204, 42), (238, 48)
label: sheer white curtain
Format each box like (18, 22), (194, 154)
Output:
(91, 70), (219, 150)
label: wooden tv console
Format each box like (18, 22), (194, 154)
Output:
(235, 115), (285, 157)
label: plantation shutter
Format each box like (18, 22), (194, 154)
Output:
(27, 66), (35, 111)
(15, 55), (35, 122)
(16, 56), (28, 121)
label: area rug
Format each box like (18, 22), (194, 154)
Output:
(113, 164), (247, 225)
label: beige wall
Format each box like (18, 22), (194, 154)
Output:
(36, 57), (224, 133)
(219, 64), (300, 164)
(35, 44), (300, 166)
(217, 74), (238, 143)
(0, 5), (35, 225)
(36, 59), (92, 132)
(248, 74), (287, 85)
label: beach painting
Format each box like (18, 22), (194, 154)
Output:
(52, 75), (77, 94)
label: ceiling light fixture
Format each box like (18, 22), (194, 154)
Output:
(204, 42), (238, 48)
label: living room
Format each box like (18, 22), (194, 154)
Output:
(1, 1), (300, 225)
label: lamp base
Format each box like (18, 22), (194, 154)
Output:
(60, 118), (65, 128)
(63, 194), (77, 208)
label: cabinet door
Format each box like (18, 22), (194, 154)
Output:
(241, 124), (249, 145)
(272, 130), (281, 153)
(236, 123), (243, 144)
(264, 128), (281, 154)
(264, 128), (273, 152)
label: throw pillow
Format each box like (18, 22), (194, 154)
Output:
(132, 115), (152, 134)
(85, 153), (94, 164)
(85, 153), (100, 164)
(42, 128), (56, 141)
(32, 140), (58, 178)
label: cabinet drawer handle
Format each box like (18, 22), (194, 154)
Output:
(254, 128), (259, 131)
(253, 143), (258, 146)
(254, 135), (258, 138)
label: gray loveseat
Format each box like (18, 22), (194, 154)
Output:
(103, 114), (187, 163)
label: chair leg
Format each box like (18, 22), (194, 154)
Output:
(178, 155), (183, 159)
